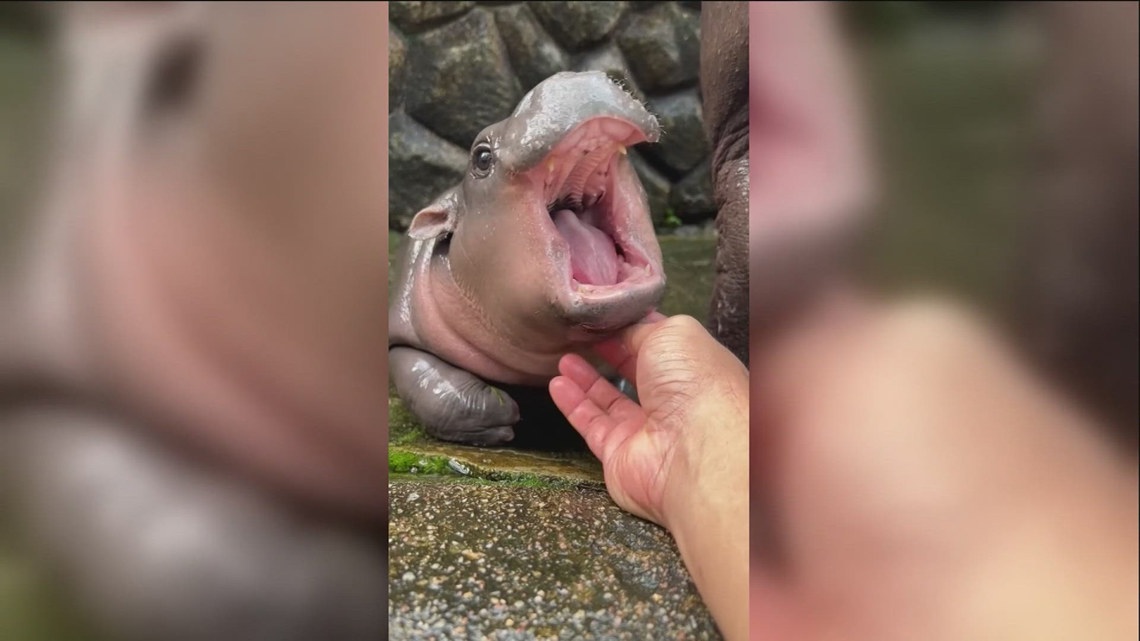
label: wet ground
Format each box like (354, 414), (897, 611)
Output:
(388, 479), (718, 641)
(0, 29), (94, 641)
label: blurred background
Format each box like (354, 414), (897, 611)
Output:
(841, 0), (1136, 448)
(0, 2), (50, 268)
(0, 5), (77, 640)
(2, 4), (396, 640)
(843, 0), (1039, 313)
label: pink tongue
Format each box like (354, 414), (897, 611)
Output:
(553, 208), (619, 285)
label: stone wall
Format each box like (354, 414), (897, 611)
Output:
(389, 1), (714, 231)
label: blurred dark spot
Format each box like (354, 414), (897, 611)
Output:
(143, 34), (200, 119)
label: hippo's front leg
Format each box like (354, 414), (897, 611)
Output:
(389, 347), (520, 446)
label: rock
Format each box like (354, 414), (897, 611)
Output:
(643, 90), (709, 177)
(389, 25), (407, 113)
(389, 1), (474, 33)
(670, 160), (717, 222)
(386, 1), (715, 247)
(492, 4), (570, 90)
(628, 150), (671, 227)
(530, 2), (628, 52)
(404, 8), (523, 148)
(617, 3), (701, 93)
(388, 111), (468, 230)
(575, 43), (647, 104)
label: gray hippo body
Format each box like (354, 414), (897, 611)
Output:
(389, 71), (666, 446)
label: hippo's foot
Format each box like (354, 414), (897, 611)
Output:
(389, 347), (520, 446)
(0, 406), (385, 641)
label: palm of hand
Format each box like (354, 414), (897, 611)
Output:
(549, 315), (720, 528)
(549, 351), (682, 527)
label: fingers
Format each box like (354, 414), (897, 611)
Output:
(599, 315), (749, 403)
(549, 376), (614, 462)
(592, 310), (667, 382)
(558, 354), (639, 418)
(548, 376), (601, 433)
(549, 354), (645, 462)
(593, 338), (637, 384)
(620, 314), (699, 362)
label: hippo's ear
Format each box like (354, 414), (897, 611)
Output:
(407, 197), (458, 241)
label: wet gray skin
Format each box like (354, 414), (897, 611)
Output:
(389, 71), (665, 446)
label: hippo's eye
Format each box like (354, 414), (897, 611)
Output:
(471, 144), (494, 177)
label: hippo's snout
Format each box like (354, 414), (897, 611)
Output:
(496, 71), (660, 173)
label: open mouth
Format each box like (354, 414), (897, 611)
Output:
(535, 118), (655, 292)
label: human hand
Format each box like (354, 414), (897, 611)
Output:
(549, 312), (750, 641)
(750, 296), (1139, 641)
(549, 313), (748, 529)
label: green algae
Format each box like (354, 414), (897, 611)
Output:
(388, 449), (453, 475)
(388, 448), (604, 491)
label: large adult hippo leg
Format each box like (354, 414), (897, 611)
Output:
(701, 2), (751, 367)
(1013, 1), (1138, 450)
(389, 346), (519, 445)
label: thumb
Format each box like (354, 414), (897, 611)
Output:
(592, 310), (671, 380)
(619, 314), (706, 361)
